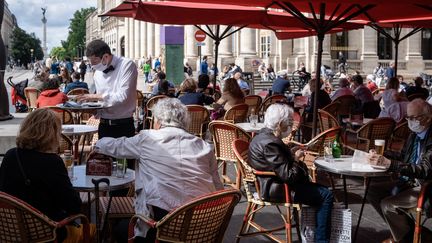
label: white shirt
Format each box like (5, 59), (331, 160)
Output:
(95, 127), (224, 237)
(378, 101), (408, 123)
(94, 55), (137, 119)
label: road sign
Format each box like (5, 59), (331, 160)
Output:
(194, 30), (206, 42)
(196, 42), (206, 46)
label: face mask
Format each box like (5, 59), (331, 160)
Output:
(408, 119), (427, 133)
(92, 56), (108, 72)
(280, 127), (292, 139)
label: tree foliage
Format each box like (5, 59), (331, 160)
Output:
(10, 27), (43, 65)
(55, 7), (96, 59)
(50, 46), (66, 60)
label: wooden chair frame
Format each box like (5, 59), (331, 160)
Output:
(45, 106), (74, 124)
(414, 181), (432, 243)
(259, 94), (287, 116)
(186, 105), (210, 138)
(67, 88), (89, 95)
(388, 121), (410, 152)
(209, 121), (251, 189)
(127, 189), (241, 243)
(318, 109), (340, 132)
(332, 95), (357, 118)
(224, 103), (249, 123)
(232, 139), (300, 243)
(24, 87), (40, 112)
(144, 95), (167, 129)
(244, 95), (262, 117)
(0, 191), (90, 243)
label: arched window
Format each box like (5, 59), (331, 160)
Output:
(330, 31), (348, 59)
(377, 28), (393, 60)
(422, 29), (432, 60)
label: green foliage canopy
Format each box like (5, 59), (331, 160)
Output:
(10, 27), (43, 65)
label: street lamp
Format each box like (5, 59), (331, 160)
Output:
(30, 48), (34, 63)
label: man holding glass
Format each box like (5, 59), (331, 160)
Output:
(367, 98), (432, 243)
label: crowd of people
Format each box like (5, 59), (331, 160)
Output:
(4, 38), (432, 243)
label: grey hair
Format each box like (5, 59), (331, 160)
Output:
(264, 103), (294, 131)
(410, 98), (432, 114)
(152, 98), (190, 129)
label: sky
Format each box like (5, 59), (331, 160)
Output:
(8, 0), (96, 53)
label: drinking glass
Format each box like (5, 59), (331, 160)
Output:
(116, 159), (127, 178)
(249, 114), (258, 127)
(112, 161), (118, 177)
(374, 140), (385, 155)
(324, 141), (333, 163)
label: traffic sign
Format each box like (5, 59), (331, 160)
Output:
(194, 30), (206, 42)
(196, 42), (206, 46)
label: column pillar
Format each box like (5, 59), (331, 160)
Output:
(236, 28), (257, 71)
(155, 24), (161, 57)
(218, 25), (234, 67)
(140, 22), (146, 58)
(129, 19), (135, 60)
(202, 25), (213, 57)
(361, 26), (379, 73)
(405, 29), (423, 73)
(134, 20), (140, 60)
(125, 18), (130, 58)
(185, 25), (198, 58)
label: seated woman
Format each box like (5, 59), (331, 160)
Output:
(0, 108), (82, 240)
(64, 72), (89, 94)
(305, 78), (332, 122)
(376, 77), (400, 109)
(36, 77), (68, 108)
(214, 78), (245, 111)
(178, 78), (214, 106)
(249, 103), (333, 243)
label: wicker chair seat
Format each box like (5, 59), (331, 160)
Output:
(100, 197), (135, 218)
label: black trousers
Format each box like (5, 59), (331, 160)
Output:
(98, 119), (136, 169)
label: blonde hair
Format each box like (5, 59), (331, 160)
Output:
(16, 108), (61, 152)
(180, 78), (197, 93)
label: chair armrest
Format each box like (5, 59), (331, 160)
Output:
(131, 214), (157, 228)
(285, 140), (305, 147)
(345, 128), (358, 136)
(417, 181), (432, 209)
(57, 214), (90, 243)
(254, 170), (277, 176)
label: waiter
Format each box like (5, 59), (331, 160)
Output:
(78, 39), (137, 147)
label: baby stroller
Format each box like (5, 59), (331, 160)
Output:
(7, 76), (29, 112)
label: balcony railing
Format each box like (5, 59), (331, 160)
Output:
(425, 61), (432, 70)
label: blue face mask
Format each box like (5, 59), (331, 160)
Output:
(408, 119), (426, 134)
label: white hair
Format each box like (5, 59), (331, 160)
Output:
(264, 103), (293, 131)
(152, 98), (189, 129)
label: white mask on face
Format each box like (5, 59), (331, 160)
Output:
(92, 56), (108, 72)
(408, 119), (427, 134)
(280, 126), (292, 139)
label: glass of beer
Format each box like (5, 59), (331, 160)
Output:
(374, 139), (385, 155)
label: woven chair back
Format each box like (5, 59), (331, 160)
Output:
(232, 140), (260, 200)
(306, 127), (342, 156)
(244, 95), (262, 116)
(357, 117), (395, 151)
(209, 121), (251, 162)
(318, 109), (340, 132)
(136, 90), (144, 108)
(0, 192), (57, 242)
(59, 134), (73, 154)
(45, 106), (74, 124)
(186, 105), (210, 137)
(224, 103), (249, 123)
(408, 92), (428, 101)
(156, 189), (241, 243)
(67, 88), (89, 95)
(322, 101), (340, 118)
(333, 95), (356, 116)
(24, 87), (40, 111)
(260, 94), (287, 113)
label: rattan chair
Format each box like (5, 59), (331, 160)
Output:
(388, 121), (410, 152)
(244, 95), (262, 117)
(408, 92), (428, 101)
(67, 88), (89, 95)
(24, 87), (40, 112)
(232, 139), (300, 243)
(414, 181), (432, 243)
(282, 111), (302, 143)
(186, 105), (210, 138)
(80, 116), (100, 157)
(59, 134), (73, 154)
(224, 103), (249, 123)
(0, 191), (90, 243)
(209, 121), (251, 189)
(127, 189), (241, 243)
(321, 101), (340, 118)
(332, 95), (357, 118)
(45, 106), (74, 124)
(345, 117), (395, 152)
(144, 95), (167, 129)
(318, 109), (340, 132)
(286, 127), (342, 182)
(260, 94), (287, 115)
(136, 90), (144, 108)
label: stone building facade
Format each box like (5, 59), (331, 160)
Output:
(2, 1), (17, 62)
(87, 0), (432, 77)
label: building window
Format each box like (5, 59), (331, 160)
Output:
(260, 35), (271, 58)
(377, 28), (393, 60)
(330, 31), (349, 59)
(422, 29), (432, 60)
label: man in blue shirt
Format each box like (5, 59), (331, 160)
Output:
(234, 72), (249, 95)
(200, 56), (208, 75)
(272, 71), (291, 94)
(385, 61), (395, 82)
(63, 72), (89, 94)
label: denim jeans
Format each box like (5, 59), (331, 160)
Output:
(293, 182), (333, 243)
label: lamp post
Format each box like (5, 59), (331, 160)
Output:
(30, 48), (34, 63)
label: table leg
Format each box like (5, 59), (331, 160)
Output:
(354, 177), (371, 243)
(79, 134), (88, 165)
(343, 175), (348, 209)
(73, 135), (79, 163)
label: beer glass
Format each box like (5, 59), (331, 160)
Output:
(374, 139), (385, 155)
(249, 114), (258, 127)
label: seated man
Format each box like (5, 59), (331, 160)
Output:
(93, 98), (223, 242)
(367, 98), (432, 243)
(405, 77), (429, 99)
(63, 72), (89, 94)
(272, 71), (291, 95)
(331, 78), (354, 101)
(249, 103), (333, 243)
(352, 75), (374, 106)
(234, 71), (250, 95)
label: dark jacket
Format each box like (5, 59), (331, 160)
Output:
(249, 128), (309, 202)
(178, 92), (214, 106)
(405, 86), (429, 99)
(272, 77), (291, 94)
(64, 80), (89, 94)
(0, 148), (81, 221)
(386, 126), (432, 184)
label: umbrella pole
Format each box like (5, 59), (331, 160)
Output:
(312, 33), (325, 137)
(394, 41), (399, 76)
(213, 25), (220, 91)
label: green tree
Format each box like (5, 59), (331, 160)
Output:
(10, 27), (43, 66)
(50, 46), (66, 60)
(61, 7), (96, 59)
